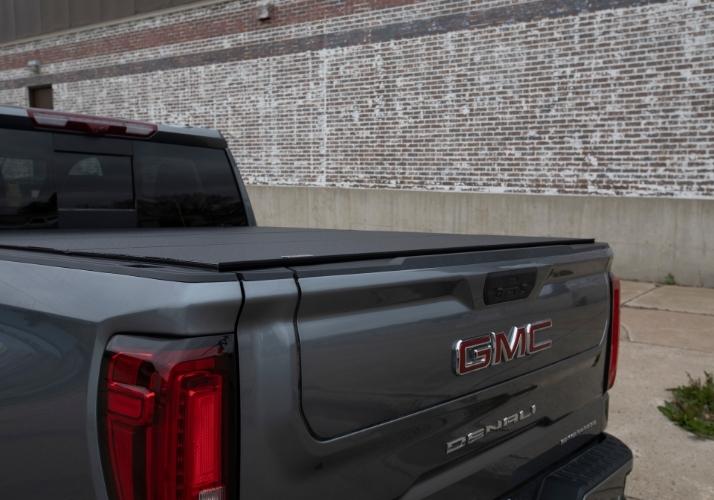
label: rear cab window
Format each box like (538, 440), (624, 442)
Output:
(0, 128), (248, 229)
(134, 142), (248, 228)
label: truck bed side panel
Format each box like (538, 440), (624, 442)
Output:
(0, 260), (243, 499)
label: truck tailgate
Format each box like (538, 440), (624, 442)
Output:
(294, 244), (611, 438)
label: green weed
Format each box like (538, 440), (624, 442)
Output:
(662, 273), (676, 285)
(658, 372), (714, 439)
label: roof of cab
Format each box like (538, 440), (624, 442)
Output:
(0, 105), (227, 149)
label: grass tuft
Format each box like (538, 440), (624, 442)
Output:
(662, 273), (676, 285)
(658, 372), (714, 439)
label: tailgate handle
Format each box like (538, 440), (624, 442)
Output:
(483, 268), (537, 305)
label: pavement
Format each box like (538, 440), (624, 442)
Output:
(607, 281), (714, 500)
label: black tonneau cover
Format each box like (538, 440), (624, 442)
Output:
(0, 227), (594, 271)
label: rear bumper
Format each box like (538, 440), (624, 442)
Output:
(507, 434), (633, 500)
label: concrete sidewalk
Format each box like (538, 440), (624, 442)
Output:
(607, 282), (714, 500)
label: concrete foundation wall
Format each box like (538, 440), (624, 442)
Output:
(246, 185), (714, 287)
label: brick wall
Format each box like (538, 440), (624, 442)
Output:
(0, 0), (712, 197)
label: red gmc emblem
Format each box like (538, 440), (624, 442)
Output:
(453, 320), (553, 375)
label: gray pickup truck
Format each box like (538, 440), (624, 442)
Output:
(0, 106), (632, 500)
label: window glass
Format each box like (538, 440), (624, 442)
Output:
(134, 142), (247, 227)
(0, 129), (57, 228)
(57, 154), (133, 210)
(0, 128), (248, 229)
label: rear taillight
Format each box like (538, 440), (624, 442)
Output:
(100, 335), (234, 500)
(606, 275), (621, 390)
(27, 108), (157, 137)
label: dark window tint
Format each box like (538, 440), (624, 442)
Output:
(1, 128), (248, 229)
(0, 129), (57, 228)
(134, 142), (247, 228)
(0, 129), (134, 228)
(56, 154), (133, 210)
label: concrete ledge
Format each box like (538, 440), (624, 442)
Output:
(246, 185), (714, 287)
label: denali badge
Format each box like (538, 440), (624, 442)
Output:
(453, 320), (552, 375)
(445, 404), (537, 454)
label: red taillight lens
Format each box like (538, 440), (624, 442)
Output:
(606, 275), (621, 390)
(100, 335), (234, 500)
(28, 108), (157, 137)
